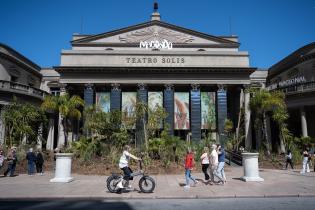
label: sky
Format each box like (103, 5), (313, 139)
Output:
(0, 0), (315, 69)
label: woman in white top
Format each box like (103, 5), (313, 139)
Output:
(117, 145), (140, 189)
(200, 147), (210, 181)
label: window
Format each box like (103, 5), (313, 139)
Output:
(11, 76), (18, 83)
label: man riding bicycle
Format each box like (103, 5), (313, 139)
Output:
(117, 145), (140, 189)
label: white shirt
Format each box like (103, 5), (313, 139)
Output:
(119, 150), (131, 168)
(200, 153), (210, 164)
(210, 149), (218, 166)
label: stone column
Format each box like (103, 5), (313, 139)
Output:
(84, 83), (94, 107)
(0, 105), (5, 145)
(58, 85), (67, 148)
(110, 83), (121, 111)
(301, 106), (308, 137)
(164, 84), (174, 136)
(244, 86), (252, 150)
(136, 83), (148, 148)
(217, 84), (227, 146)
(46, 116), (55, 151)
(190, 84), (201, 141)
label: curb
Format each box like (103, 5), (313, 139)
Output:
(1, 194), (315, 201)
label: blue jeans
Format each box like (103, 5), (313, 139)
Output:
(185, 169), (196, 186)
(28, 162), (35, 175)
(4, 163), (16, 176)
(217, 162), (226, 181)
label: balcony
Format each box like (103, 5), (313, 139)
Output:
(0, 80), (47, 100)
(278, 81), (315, 95)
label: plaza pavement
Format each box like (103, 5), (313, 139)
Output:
(0, 167), (314, 199)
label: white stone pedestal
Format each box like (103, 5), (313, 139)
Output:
(50, 153), (74, 183)
(240, 153), (264, 182)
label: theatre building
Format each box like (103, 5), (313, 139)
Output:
(41, 10), (264, 149)
(267, 42), (315, 139)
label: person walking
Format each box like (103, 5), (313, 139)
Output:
(4, 147), (17, 177)
(285, 149), (294, 170)
(184, 147), (198, 189)
(209, 144), (224, 185)
(35, 150), (44, 175)
(301, 148), (310, 174)
(217, 144), (227, 183)
(26, 148), (36, 176)
(200, 147), (210, 182)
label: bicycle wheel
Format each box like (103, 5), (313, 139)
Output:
(106, 175), (121, 193)
(139, 176), (155, 193)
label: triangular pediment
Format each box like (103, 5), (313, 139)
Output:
(72, 21), (239, 47)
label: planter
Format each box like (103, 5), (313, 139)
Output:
(240, 152), (264, 182)
(50, 153), (74, 183)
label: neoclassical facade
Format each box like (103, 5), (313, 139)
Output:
(267, 42), (315, 140)
(41, 11), (266, 149)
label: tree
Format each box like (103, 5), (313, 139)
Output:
(3, 99), (46, 147)
(41, 94), (84, 147)
(249, 89), (288, 155)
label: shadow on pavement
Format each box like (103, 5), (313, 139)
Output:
(0, 200), (134, 210)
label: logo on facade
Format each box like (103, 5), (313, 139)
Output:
(139, 39), (173, 50)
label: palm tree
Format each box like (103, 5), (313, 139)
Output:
(41, 93), (84, 147)
(249, 89), (288, 155)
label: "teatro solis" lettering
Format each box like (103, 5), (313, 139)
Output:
(126, 57), (185, 64)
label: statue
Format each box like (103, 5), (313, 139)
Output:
(154, 2), (158, 12)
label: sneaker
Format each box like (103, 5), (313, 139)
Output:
(192, 180), (199, 187)
(184, 185), (190, 190)
(117, 180), (124, 189)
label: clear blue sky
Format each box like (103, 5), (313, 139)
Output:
(1, 0), (314, 68)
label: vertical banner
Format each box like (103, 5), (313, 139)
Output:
(201, 92), (216, 129)
(174, 92), (190, 130)
(122, 92), (137, 129)
(95, 92), (110, 112)
(148, 91), (163, 129)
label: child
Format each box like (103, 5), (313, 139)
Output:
(285, 149), (293, 170)
(184, 147), (198, 189)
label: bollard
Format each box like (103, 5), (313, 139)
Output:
(50, 153), (74, 183)
(240, 153), (264, 182)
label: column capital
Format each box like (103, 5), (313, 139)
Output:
(217, 84), (226, 91)
(60, 84), (68, 93)
(191, 83), (200, 91)
(243, 84), (252, 93)
(84, 83), (94, 90)
(137, 83), (147, 90)
(164, 84), (174, 91)
(111, 83), (120, 91)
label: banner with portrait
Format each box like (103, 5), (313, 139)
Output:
(95, 92), (110, 113)
(174, 92), (190, 130)
(121, 92), (137, 129)
(201, 92), (216, 129)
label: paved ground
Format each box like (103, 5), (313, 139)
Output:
(0, 167), (314, 199)
(1, 198), (315, 210)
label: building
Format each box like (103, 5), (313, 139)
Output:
(0, 43), (46, 144)
(267, 42), (315, 139)
(41, 8), (265, 150)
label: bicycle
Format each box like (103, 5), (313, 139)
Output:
(106, 158), (156, 193)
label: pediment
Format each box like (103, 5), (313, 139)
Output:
(72, 21), (239, 47)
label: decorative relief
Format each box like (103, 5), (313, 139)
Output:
(137, 83), (146, 90)
(217, 84), (226, 91)
(119, 26), (194, 44)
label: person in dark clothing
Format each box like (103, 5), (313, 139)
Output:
(35, 150), (44, 175)
(4, 147), (17, 177)
(285, 149), (294, 169)
(26, 148), (36, 175)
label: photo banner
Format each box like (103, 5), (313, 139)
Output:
(174, 92), (190, 130)
(201, 92), (216, 129)
(122, 92), (137, 129)
(95, 92), (110, 113)
(148, 91), (163, 129)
